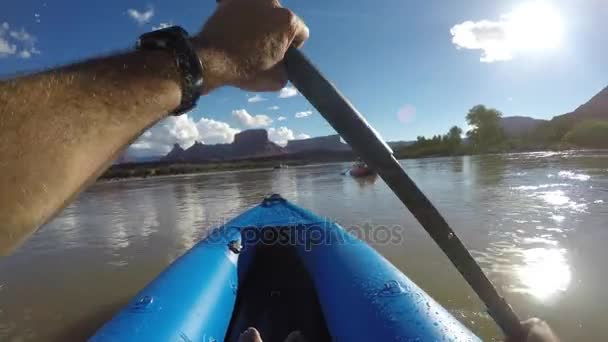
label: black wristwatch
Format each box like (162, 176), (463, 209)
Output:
(137, 26), (204, 116)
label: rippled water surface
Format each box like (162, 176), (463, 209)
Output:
(1, 151), (607, 341)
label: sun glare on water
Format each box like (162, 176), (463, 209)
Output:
(507, 2), (564, 51)
(516, 247), (571, 300)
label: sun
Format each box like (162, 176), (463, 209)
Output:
(506, 2), (564, 51)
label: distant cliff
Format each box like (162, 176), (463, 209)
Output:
(555, 86), (608, 122)
(497, 86), (607, 140)
(530, 86), (608, 145)
(164, 143), (185, 161)
(162, 131), (426, 163)
(500, 116), (548, 137)
(164, 129), (285, 162)
(232, 129), (285, 157)
(285, 134), (350, 153)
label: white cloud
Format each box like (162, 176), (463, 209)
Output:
(450, 2), (564, 63)
(268, 127), (295, 146)
(232, 109), (273, 128)
(295, 111), (313, 119)
(128, 116), (308, 156)
(197, 117), (240, 145)
(130, 115), (199, 156)
(268, 105), (280, 110)
(18, 50), (31, 58)
(128, 115), (240, 157)
(450, 20), (512, 62)
(0, 38), (16, 56)
(9, 29), (33, 42)
(248, 94), (267, 103)
(0, 22), (39, 58)
(152, 22), (172, 30)
(267, 127), (310, 146)
(128, 7), (155, 25)
(279, 85), (298, 98)
(277, 116), (287, 121)
(296, 133), (311, 140)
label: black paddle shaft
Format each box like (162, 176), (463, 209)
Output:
(283, 47), (523, 338)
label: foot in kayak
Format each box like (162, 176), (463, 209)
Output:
(285, 331), (307, 342)
(238, 327), (263, 342)
(237, 328), (307, 342)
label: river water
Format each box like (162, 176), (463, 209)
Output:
(1, 151), (607, 341)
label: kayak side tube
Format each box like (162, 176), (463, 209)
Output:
(279, 200), (480, 341)
(90, 227), (240, 342)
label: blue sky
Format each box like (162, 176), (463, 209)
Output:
(1, 0), (607, 156)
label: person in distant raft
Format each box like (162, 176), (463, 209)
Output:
(0, 0), (558, 340)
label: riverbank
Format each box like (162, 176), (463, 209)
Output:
(100, 150), (356, 180)
(102, 147), (602, 180)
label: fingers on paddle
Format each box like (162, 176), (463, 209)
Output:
(278, 8), (309, 49)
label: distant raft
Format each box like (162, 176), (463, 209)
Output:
(91, 194), (480, 342)
(349, 161), (376, 177)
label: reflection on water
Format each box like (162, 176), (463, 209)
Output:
(556, 170), (591, 181)
(0, 151), (607, 341)
(473, 236), (572, 301)
(539, 190), (571, 206)
(353, 174), (379, 188)
(173, 182), (207, 252)
(515, 247), (571, 300)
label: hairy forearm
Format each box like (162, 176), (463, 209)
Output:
(0, 49), (181, 254)
(0, 0), (309, 254)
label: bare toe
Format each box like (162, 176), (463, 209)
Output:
(238, 327), (263, 342)
(284, 331), (307, 342)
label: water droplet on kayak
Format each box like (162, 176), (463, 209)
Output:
(130, 295), (154, 312)
(138, 296), (153, 306)
(379, 280), (406, 297)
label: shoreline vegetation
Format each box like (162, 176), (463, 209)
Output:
(100, 151), (356, 181)
(101, 104), (607, 181)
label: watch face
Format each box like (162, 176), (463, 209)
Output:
(138, 26), (203, 116)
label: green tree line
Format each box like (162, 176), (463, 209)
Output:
(395, 104), (607, 159)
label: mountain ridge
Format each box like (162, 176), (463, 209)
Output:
(118, 84), (607, 164)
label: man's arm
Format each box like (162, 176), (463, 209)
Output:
(0, 50), (181, 253)
(0, 0), (308, 254)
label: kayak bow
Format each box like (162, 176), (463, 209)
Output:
(91, 195), (480, 342)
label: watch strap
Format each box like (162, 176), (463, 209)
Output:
(137, 26), (203, 116)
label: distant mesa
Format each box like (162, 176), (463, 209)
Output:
(286, 134), (350, 154)
(554, 85), (608, 122)
(387, 140), (415, 149)
(164, 143), (185, 161)
(114, 151), (164, 164)
(284, 134), (413, 153)
(163, 131), (359, 162)
(164, 129), (285, 162)
(131, 84), (608, 164)
(500, 116), (548, 138)
(233, 129), (284, 158)
(500, 85), (607, 138)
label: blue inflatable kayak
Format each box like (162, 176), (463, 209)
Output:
(91, 194), (479, 341)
